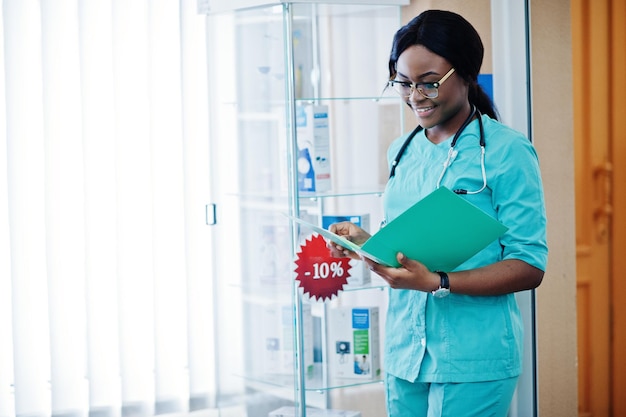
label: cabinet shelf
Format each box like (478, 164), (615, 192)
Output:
(298, 187), (385, 200)
(227, 187), (385, 201)
(296, 96), (397, 103)
(223, 95), (400, 108)
(238, 363), (384, 393)
(231, 276), (388, 298)
(306, 364), (385, 392)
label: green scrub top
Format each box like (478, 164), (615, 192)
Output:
(382, 114), (548, 383)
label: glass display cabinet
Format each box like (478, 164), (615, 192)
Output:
(201, 1), (408, 416)
(201, 1), (540, 416)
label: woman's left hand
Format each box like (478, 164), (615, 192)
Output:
(363, 252), (439, 292)
(363, 254), (545, 295)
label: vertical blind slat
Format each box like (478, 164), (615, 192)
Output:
(41, 0), (89, 413)
(4, 1), (51, 415)
(0, 5), (15, 415)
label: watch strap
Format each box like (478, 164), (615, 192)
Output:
(436, 271), (450, 290)
(431, 271), (450, 298)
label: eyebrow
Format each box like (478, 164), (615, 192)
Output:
(396, 70), (440, 81)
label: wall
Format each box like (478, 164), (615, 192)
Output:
(528, 1), (578, 415)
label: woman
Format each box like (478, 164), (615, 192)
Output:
(328, 10), (548, 417)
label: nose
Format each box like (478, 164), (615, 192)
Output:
(407, 87), (426, 102)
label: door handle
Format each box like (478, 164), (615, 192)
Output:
(593, 161), (612, 241)
(206, 203), (217, 225)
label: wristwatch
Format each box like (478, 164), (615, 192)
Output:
(431, 271), (450, 298)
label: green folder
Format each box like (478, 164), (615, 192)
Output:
(289, 187), (508, 270)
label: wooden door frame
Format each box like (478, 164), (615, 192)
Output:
(572, 0), (612, 416)
(610, 1), (626, 415)
(573, 0), (626, 415)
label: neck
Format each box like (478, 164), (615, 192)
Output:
(425, 103), (474, 144)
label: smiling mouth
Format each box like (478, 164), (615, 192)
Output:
(413, 105), (435, 113)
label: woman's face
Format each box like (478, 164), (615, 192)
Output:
(394, 44), (470, 142)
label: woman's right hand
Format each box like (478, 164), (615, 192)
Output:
(327, 221), (371, 259)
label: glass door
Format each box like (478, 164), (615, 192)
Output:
(491, 2), (536, 416)
(204, 3), (405, 417)
(206, 5), (295, 415)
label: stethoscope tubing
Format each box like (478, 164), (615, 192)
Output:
(388, 105), (487, 195)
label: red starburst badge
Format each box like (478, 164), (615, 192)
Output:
(294, 234), (352, 302)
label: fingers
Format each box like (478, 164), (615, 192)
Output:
(396, 252), (409, 266)
(328, 221), (351, 235)
(327, 244), (349, 258)
(363, 254), (427, 291)
(363, 252), (406, 273)
(326, 240), (360, 260)
(366, 253), (430, 291)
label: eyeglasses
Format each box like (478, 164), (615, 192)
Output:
(387, 67), (456, 99)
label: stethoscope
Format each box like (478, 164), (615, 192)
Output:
(389, 105), (487, 195)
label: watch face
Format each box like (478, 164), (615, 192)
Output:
(432, 288), (450, 298)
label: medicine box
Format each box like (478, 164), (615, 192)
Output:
(326, 307), (380, 380)
(268, 407), (361, 417)
(261, 303), (314, 377)
(255, 220), (292, 285)
(296, 105), (331, 192)
(322, 214), (371, 286)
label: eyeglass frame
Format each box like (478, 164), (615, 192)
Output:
(387, 67), (456, 99)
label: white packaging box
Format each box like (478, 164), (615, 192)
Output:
(326, 307), (380, 380)
(261, 303), (314, 378)
(296, 105), (331, 192)
(322, 214), (371, 286)
(269, 406), (361, 417)
(256, 220), (292, 285)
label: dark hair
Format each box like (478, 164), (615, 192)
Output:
(388, 10), (498, 120)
